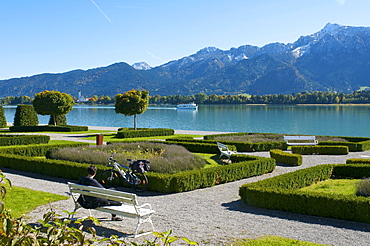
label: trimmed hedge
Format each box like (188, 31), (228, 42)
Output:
(9, 125), (89, 132)
(291, 145), (349, 155)
(0, 135), (50, 146)
(146, 154), (276, 193)
(346, 158), (370, 165)
(0, 144), (275, 193)
(0, 142), (89, 157)
(270, 149), (302, 166)
(166, 138), (286, 152)
(13, 104), (39, 126)
(116, 128), (174, 138)
(0, 106), (6, 128)
(239, 164), (370, 223)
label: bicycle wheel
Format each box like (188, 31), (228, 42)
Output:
(129, 172), (148, 192)
(100, 170), (121, 188)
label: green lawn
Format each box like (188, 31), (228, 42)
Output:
(299, 178), (360, 196)
(3, 185), (69, 218)
(231, 235), (328, 246)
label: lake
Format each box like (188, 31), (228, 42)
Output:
(3, 104), (370, 137)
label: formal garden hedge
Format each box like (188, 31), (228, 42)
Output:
(291, 145), (349, 155)
(165, 138), (286, 152)
(239, 164), (370, 223)
(0, 135), (50, 146)
(204, 132), (370, 152)
(269, 149), (302, 166)
(9, 125), (89, 132)
(116, 128), (174, 138)
(346, 158), (370, 165)
(0, 142), (276, 193)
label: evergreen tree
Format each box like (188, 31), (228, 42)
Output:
(13, 105), (39, 126)
(0, 106), (6, 128)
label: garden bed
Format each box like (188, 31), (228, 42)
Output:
(239, 164), (370, 223)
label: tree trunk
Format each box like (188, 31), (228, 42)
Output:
(134, 114), (137, 130)
(53, 115), (56, 126)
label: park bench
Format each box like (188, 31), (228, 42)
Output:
(283, 136), (318, 146)
(68, 182), (155, 238)
(217, 142), (237, 159)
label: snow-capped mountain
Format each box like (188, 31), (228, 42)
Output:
(132, 62), (152, 70)
(1, 23), (370, 96)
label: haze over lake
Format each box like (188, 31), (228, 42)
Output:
(3, 104), (369, 137)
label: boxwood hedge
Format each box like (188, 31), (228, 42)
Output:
(0, 135), (50, 146)
(239, 164), (370, 223)
(269, 149), (302, 166)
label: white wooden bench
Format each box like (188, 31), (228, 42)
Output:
(283, 136), (318, 146)
(217, 142), (237, 159)
(68, 182), (155, 238)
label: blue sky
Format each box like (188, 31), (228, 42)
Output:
(0, 0), (369, 80)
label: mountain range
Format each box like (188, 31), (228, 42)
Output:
(1, 23), (370, 98)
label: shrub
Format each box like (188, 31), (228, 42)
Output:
(0, 106), (6, 128)
(239, 164), (370, 224)
(13, 104), (39, 126)
(46, 142), (207, 174)
(116, 128), (174, 138)
(9, 125), (88, 132)
(291, 145), (349, 155)
(0, 135), (50, 146)
(346, 158), (370, 165)
(356, 178), (370, 197)
(48, 114), (67, 126)
(270, 149), (302, 166)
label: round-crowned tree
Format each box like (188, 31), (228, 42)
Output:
(33, 90), (74, 126)
(13, 104), (39, 126)
(115, 89), (149, 130)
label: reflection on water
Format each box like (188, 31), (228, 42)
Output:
(3, 104), (370, 137)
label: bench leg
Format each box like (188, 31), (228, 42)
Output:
(134, 215), (155, 238)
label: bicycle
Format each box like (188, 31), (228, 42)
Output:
(100, 153), (149, 192)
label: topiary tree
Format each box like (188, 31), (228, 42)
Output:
(32, 90), (74, 126)
(13, 104), (39, 126)
(48, 114), (67, 126)
(115, 89), (149, 130)
(0, 106), (6, 128)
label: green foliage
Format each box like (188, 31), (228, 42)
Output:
(0, 142), (88, 157)
(33, 90), (74, 126)
(239, 164), (370, 223)
(46, 142), (206, 174)
(0, 106), (7, 128)
(116, 128), (174, 138)
(356, 178), (370, 197)
(9, 125), (88, 132)
(346, 158), (370, 164)
(48, 114), (67, 126)
(13, 104), (39, 126)
(292, 145), (349, 155)
(0, 135), (49, 146)
(115, 89), (149, 130)
(270, 149), (302, 166)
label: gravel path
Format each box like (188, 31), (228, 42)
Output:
(2, 128), (370, 245)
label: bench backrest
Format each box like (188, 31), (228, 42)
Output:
(284, 136), (316, 141)
(68, 182), (138, 205)
(217, 142), (229, 150)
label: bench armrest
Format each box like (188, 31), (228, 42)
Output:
(137, 203), (153, 210)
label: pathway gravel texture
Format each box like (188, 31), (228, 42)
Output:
(2, 127), (370, 245)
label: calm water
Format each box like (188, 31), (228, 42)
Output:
(3, 104), (370, 137)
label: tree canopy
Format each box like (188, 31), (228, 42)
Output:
(115, 89), (149, 130)
(32, 90), (74, 126)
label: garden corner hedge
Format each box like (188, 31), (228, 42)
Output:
(239, 164), (370, 223)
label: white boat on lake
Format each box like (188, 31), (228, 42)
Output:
(177, 102), (198, 110)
